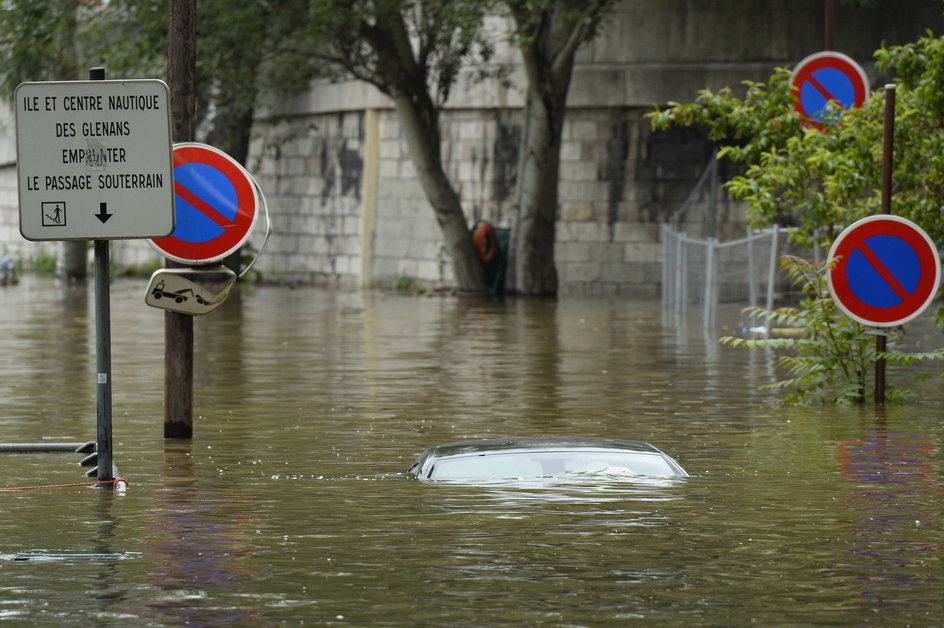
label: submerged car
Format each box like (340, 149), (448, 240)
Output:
(407, 437), (688, 480)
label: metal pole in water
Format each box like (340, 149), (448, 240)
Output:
(874, 84), (896, 405)
(766, 227), (779, 313)
(704, 238), (717, 331)
(94, 238), (113, 482)
(91, 66), (114, 482)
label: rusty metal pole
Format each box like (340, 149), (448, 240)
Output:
(824, 0), (835, 50)
(165, 0), (196, 438)
(875, 84), (896, 404)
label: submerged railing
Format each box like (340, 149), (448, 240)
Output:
(662, 224), (787, 329)
(662, 153), (791, 330)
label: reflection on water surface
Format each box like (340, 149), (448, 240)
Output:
(0, 276), (940, 625)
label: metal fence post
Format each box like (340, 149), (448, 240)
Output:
(704, 238), (717, 329)
(766, 227), (779, 313)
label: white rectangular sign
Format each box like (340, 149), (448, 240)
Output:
(15, 79), (175, 241)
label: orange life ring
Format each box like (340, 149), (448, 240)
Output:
(472, 222), (497, 264)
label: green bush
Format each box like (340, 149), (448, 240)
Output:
(721, 256), (944, 404)
(32, 252), (57, 276)
(648, 32), (944, 254)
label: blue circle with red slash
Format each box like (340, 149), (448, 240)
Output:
(150, 143), (258, 264)
(827, 215), (941, 326)
(792, 52), (869, 128)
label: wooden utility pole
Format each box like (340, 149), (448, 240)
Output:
(165, 0), (196, 438)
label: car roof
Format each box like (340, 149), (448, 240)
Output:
(422, 436), (664, 459)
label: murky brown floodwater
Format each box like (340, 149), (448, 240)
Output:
(0, 275), (941, 626)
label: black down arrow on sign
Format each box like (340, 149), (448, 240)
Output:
(95, 202), (112, 224)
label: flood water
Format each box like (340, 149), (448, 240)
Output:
(0, 276), (941, 626)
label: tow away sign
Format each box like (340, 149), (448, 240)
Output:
(827, 215), (941, 327)
(15, 79), (175, 241)
(149, 143), (259, 265)
(791, 51), (869, 128)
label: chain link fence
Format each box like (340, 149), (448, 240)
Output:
(662, 224), (787, 329)
(661, 154), (803, 330)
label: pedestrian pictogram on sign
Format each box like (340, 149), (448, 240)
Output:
(791, 51), (869, 128)
(42, 202), (66, 227)
(149, 143), (259, 264)
(827, 215), (941, 327)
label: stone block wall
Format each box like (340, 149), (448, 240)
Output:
(0, 106), (56, 268)
(249, 100), (736, 294)
(250, 112), (368, 285)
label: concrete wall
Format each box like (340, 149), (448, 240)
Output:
(0, 102), (56, 267)
(1, 0), (942, 293)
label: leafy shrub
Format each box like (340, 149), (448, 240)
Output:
(721, 256), (944, 404)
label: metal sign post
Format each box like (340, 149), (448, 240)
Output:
(90, 66), (112, 484)
(93, 240), (113, 483)
(826, 86), (941, 403)
(875, 85), (896, 404)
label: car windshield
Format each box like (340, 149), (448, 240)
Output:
(429, 450), (679, 480)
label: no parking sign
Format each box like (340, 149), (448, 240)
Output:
(827, 215), (941, 327)
(150, 143), (259, 264)
(791, 51), (869, 128)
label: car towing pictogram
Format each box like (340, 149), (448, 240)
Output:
(150, 280), (209, 305)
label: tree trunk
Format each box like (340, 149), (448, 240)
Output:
(509, 1), (607, 296)
(207, 103), (254, 165)
(56, 241), (87, 280)
(510, 57), (572, 296)
(512, 83), (565, 296)
(391, 93), (487, 294)
(204, 25), (257, 166)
